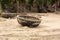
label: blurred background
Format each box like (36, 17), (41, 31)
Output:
(0, 0), (60, 13)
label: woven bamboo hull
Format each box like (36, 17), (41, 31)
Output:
(17, 15), (41, 27)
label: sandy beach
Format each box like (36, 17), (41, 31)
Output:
(0, 13), (60, 40)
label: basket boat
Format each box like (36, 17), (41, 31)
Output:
(17, 15), (41, 27)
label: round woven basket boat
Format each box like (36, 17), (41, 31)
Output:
(17, 15), (41, 27)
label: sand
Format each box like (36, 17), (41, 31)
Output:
(0, 13), (60, 40)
